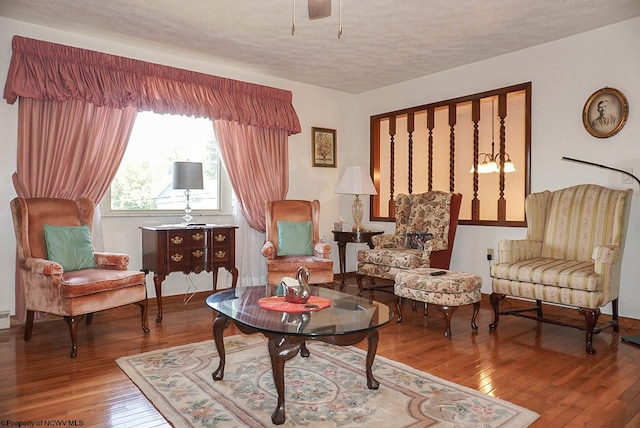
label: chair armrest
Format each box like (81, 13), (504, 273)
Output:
(22, 257), (64, 275)
(262, 241), (276, 259)
(592, 245), (619, 271)
(497, 239), (542, 263)
(94, 252), (130, 270)
(314, 242), (332, 259)
(372, 234), (405, 248)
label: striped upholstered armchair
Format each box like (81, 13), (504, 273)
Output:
(489, 184), (632, 354)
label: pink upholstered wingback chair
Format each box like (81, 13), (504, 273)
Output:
(11, 197), (149, 358)
(261, 199), (334, 286)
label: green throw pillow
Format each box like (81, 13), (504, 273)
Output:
(43, 224), (97, 271)
(276, 221), (314, 256)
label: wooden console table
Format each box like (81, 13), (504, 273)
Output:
(141, 224), (238, 322)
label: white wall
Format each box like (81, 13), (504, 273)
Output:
(1, 16), (639, 320)
(354, 17), (640, 318)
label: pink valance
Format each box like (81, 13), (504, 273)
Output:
(3, 35), (301, 135)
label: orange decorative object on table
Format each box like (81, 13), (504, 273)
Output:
(258, 296), (331, 313)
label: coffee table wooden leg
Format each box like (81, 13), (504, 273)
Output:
(268, 336), (302, 425)
(365, 329), (380, 390)
(212, 314), (230, 381)
(300, 341), (310, 357)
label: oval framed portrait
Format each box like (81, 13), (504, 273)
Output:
(582, 87), (629, 138)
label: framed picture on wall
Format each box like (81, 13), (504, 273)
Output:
(312, 127), (337, 167)
(582, 87), (629, 138)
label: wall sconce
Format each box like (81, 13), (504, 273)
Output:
(173, 161), (204, 224)
(335, 165), (377, 232)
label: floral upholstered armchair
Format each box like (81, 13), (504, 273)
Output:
(489, 184), (633, 354)
(356, 191), (462, 296)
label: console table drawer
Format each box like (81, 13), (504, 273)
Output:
(211, 229), (231, 247)
(167, 230), (207, 249)
(166, 248), (208, 268)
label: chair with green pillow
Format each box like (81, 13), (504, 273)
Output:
(10, 197), (149, 358)
(261, 199), (334, 287)
(356, 191), (462, 296)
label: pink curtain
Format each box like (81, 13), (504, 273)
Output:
(12, 97), (137, 322)
(215, 120), (289, 232)
(4, 35), (301, 320)
(4, 36), (300, 135)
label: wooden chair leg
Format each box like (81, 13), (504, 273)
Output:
(64, 316), (80, 358)
(471, 302), (480, 330)
(136, 300), (150, 335)
(438, 305), (458, 339)
(612, 298), (620, 333)
(396, 296), (404, 323)
(580, 307), (601, 355)
(355, 274), (366, 296)
(24, 310), (34, 341)
(489, 292), (505, 330)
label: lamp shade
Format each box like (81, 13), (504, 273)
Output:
(173, 162), (204, 190)
(335, 166), (377, 195)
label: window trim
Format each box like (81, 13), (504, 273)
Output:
(100, 165), (233, 217)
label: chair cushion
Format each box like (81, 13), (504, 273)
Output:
(358, 248), (429, 269)
(43, 224), (97, 272)
(491, 257), (599, 291)
(61, 269), (145, 298)
(277, 220), (314, 256)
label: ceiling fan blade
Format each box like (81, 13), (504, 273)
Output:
(308, 0), (331, 20)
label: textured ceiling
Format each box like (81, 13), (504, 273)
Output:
(1, 0), (640, 94)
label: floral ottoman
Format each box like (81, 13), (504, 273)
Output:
(394, 268), (482, 339)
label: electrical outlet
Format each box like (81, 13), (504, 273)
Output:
(487, 248), (494, 261)
(622, 168), (634, 184)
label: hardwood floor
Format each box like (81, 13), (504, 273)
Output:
(2, 277), (640, 427)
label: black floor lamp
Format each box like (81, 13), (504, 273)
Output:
(562, 156), (640, 346)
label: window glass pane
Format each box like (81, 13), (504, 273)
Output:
(110, 112), (220, 211)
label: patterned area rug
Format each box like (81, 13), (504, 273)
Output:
(116, 335), (539, 427)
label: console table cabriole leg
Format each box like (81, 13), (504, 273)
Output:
(211, 314), (231, 380)
(268, 336), (302, 425)
(228, 267), (239, 288)
(365, 329), (380, 390)
(153, 274), (166, 323)
(212, 269), (218, 293)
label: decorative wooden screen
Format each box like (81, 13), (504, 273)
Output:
(370, 83), (531, 226)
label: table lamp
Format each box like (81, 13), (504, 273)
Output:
(335, 166), (377, 232)
(173, 161), (204, 224)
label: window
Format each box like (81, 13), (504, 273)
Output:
(102, 112), (232, 216)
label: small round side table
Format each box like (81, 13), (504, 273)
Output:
(332, 229), (384, 289)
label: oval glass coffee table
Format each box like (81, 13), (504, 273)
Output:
(206, 285), (393, 425)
